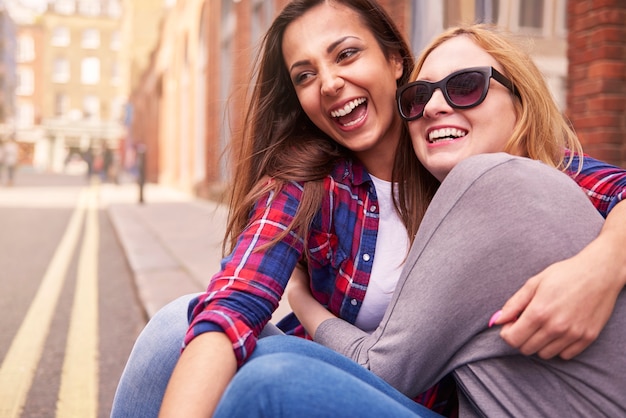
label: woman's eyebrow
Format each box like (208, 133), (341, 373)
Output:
(326, 36), (357, 53)
(289, 36), (359, 73)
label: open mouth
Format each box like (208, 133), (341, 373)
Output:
(428, 127), (468, 144)
(330, 98), (367, 127)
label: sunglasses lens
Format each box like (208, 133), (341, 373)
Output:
(400, 83), (430, 119)
(446, 71), (486, 107)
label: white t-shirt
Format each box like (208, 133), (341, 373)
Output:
(354, 175), (409, 333)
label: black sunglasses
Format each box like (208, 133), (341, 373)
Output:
(396, 66), (521, 121)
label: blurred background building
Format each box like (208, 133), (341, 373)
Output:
(0, 1), (17, 142)
(1, 0), (625, 198)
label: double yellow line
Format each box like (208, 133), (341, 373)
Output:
(0, 183), (100, 418)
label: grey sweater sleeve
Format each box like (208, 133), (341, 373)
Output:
(315, 153), (607, 400)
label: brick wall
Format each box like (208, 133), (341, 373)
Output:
(567, 0), (626, 167)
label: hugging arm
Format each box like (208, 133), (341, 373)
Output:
(312, 154), (604, 396)
(494, 156), (626, 359)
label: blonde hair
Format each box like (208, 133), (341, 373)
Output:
(413, 24), (583, 171)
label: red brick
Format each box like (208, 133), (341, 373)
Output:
(571, 0), (593, 15)
(571, 79), (607, 96)
(587, 96), (626, 111)
(590, 27), (626, 43)
(588, 61), (626, 80)
(566, 100), (589, 114)
(592, 0), (626, 7)
(584, 9), (626, 27)
(574, 115), (623, 129)
(578, 130), (621, 146)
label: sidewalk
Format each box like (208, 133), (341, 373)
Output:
(103, 181), (291, 321)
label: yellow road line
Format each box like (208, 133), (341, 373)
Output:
(0, 189), (88, 418)
(57, 184), (99, 418)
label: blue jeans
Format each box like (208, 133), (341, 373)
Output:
(214, 335), (442, 418)
(111, 299), (440, 418)
(110, 294), (284, 418)
(110, 294), (192, 418)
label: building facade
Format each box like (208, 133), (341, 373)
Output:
(13, 14), (44, 164)
(34, 0), (125, 172)
(127, 0), (626, 199)
(0, 1), (16, 141)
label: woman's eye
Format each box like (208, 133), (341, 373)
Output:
(337, 48), (359, 62)
(293, 71), (314, 85)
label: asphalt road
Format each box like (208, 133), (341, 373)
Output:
(0, 168), (146, 418)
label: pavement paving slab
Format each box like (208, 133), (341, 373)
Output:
(104, 182), (291, 321)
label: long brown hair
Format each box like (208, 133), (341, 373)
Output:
(224, 0), (433, 255)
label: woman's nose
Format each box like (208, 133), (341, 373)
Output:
(320, 71), (345, 96)
(422, 88), (452, 119)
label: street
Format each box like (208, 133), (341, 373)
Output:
(0, 169), (146, 418)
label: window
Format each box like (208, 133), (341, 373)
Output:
(17, 35), (35, 62)
(110, 30), (121, 50)
(16, 68), (34, 95)
(52, 26), (70, 46)
(16, 102), (34, 127)
(79, 0), (100, 16)
(54, 0), (75, 14)
(110, 60), (121, 85)
(519, 0), (544, 30)
(484, 0), (555, 36)
(55, 93), (69, 117)
(107, 0), (122, 18)
(53, 58), (70, 83)
(82, 29), (100, 49)
(250, 0), (274, 44)
(81, 57), (100, 84)
(110, 96), (125, 121)
(83, 95), (100, 119)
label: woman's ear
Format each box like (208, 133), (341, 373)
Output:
(391, 52), (404, 81)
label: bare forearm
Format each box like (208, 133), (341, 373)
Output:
(159, 332), (237, 418)
(287, 265), (335, 337)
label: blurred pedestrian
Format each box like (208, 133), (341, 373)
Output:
(3, 138), (18, 187)
(83, 147), (94, 180)
(0, 140), (4, 185)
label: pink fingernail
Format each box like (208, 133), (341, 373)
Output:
(488, 310), (502, 328)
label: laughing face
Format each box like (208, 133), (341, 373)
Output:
(409, 36), (518, 181)
(282, 2), (404, 178)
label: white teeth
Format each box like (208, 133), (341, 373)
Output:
(428, 127), (467, 143)
(331, 98), (366, 118)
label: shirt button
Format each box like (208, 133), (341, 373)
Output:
(362, 254), (371, 262)
(351, 299), (358, 306)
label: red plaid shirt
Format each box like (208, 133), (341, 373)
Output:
(186, 157), (380, 365)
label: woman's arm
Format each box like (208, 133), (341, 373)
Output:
(494, 200), (626, 359)
(160, 333), (236, 417)
(160, 182), (308, 416)
(493, 156), (626, 359)
(185, 182), (307, 366)
(288, 264), (334, 336)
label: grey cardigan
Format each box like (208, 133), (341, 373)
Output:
(315, 153), (626, 417)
